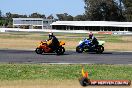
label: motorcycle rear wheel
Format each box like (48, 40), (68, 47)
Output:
(56, 47), (65, 55)
(96, 45), (104, 54)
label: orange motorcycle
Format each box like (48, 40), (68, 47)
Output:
(35, 40), (65, 55)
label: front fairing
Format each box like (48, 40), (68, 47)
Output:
(78, 40), (84, 47)
(37, 41), (46, 48)
(79, 40), (83, 45)
(78, 39), (91, 47)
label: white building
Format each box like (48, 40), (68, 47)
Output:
(51, 21), (132, 31)
(13, 18), (54, 29)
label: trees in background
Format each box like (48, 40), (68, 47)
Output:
(56, 0), (131, 21)
(47, 14), (54, 19)
(29, 13), (46, 18)
(83, 0), (126, 21)
(56, 13), (87, 21)
(122, 0), (132, 21)
(74, 15), (86, 21)
(56, 13), (73, 21)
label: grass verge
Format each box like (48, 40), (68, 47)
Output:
(0, 32), (124, 43)
(0, 64), (131, 81)
(0, 32), (132, 51)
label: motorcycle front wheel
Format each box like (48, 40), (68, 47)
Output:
(35, 48), (43, 54)
(76, 46), (83, 53)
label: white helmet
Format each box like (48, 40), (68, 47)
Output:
(49, 32), (53, 37)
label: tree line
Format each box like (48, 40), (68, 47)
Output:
(53, 0), (132, 21)
(56, 0), (132, 21)
(83, 0), (132, 21)
(0, 0), (132, 27)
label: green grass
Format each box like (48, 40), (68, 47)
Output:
(0, 64), (131, 81)
(0, 32), (124, 43)
(0, 32), (48, 40)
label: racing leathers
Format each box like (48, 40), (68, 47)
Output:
(89, 36), (99, 48)
(48, 35), (59, 50)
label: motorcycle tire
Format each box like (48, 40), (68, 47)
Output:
(76, 46), (83, 53)
(56, 47), (65, 55)
(35, 48), (43, 54)
(96, 45), (104, 54)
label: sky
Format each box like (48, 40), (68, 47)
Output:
(0, 0), (85, 17)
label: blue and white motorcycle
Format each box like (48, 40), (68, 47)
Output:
(76, 38), (105, 54)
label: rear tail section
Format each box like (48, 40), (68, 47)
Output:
(59, 41), (65, 46)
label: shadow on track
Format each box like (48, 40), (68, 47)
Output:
(36, 51), (132, 55)
(0, 49), (132, 56)
(75, 51), (132, 55)
(75, 51), (113, 54)
(40, 53), (69, 56)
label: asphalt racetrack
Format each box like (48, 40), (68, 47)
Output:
(0, 49), (132, 64)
